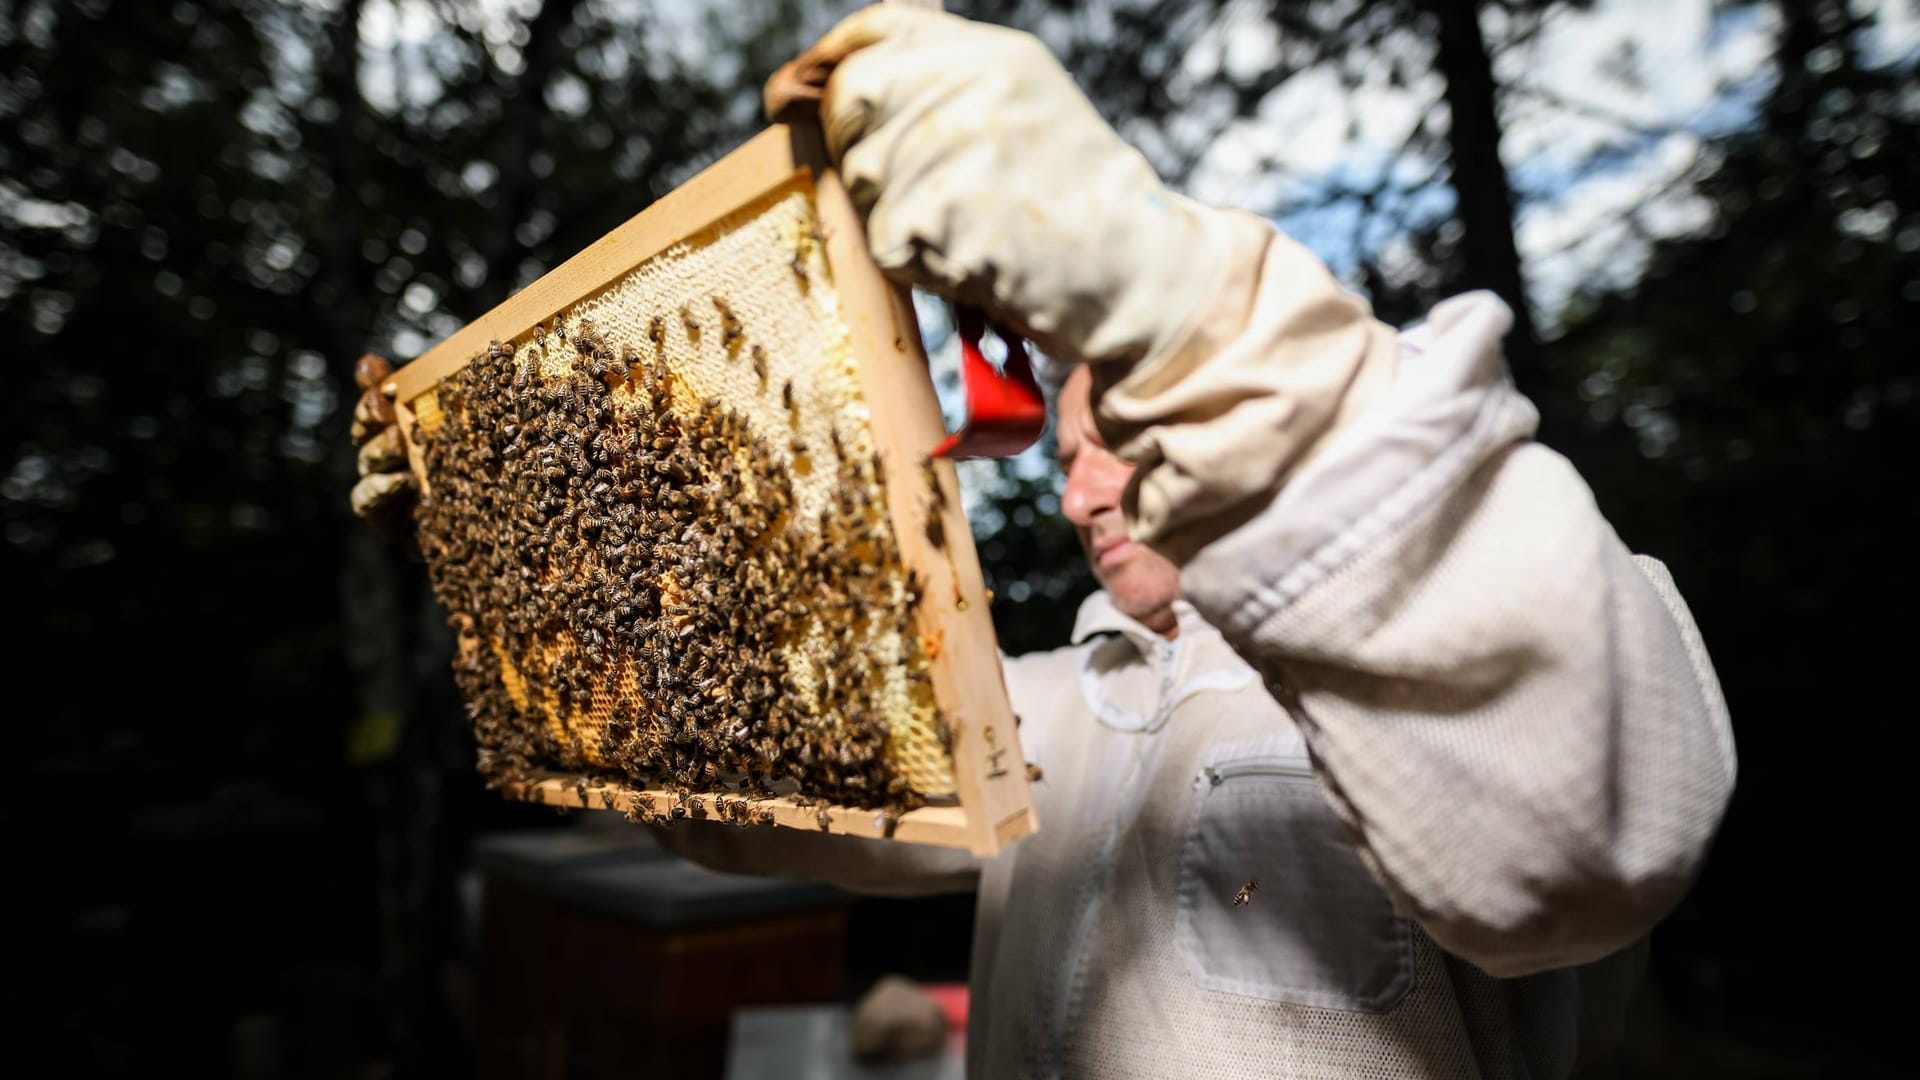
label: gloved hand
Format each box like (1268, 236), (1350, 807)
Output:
(347, 354), (416, 527)
(848, 975), (948, 1063)
(764, 4), (1262, 375)
(766, 6), (1398, 559)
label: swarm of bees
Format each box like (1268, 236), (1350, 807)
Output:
(412, 301), (943, 818)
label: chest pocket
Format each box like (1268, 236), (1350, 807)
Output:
(1174, 754), (1414, 1012)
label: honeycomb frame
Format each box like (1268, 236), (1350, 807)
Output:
(387, 123), (1036, 854)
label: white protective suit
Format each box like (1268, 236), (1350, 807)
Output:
(662, 8), (1737, 1078)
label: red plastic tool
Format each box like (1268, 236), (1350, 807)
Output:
(922, 982), (970, 1031)
(930, 305), (1048, 459)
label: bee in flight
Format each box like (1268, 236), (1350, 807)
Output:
(1232, 879), (1258, 907)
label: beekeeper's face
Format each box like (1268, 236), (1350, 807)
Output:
(1056, 366), (1181, 637)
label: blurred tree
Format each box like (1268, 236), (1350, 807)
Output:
(1419, 0), (1541, 369)
(966, 444), (1096, 655)
(962, 0), (1595, 366)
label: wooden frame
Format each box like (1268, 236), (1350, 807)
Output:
(388, 123), (1035, 855)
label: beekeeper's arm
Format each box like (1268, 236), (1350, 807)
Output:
(782, 5), (1735, 978)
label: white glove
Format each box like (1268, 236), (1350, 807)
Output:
(347, 354), (417, 527)
(767, 5), (1259, 374)
(768, 7), (1399, 558)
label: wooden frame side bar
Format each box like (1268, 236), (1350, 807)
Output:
(804, 128), (1036, 855)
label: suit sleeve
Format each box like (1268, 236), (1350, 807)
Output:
(1102, 262), (1736, 977)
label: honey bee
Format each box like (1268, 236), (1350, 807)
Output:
(713, 297), (744, 352)
(1232, 879), (1258, 907)
(920, 456), (946, 503)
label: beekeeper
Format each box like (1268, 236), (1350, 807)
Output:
(352, 8), (1734, 1077)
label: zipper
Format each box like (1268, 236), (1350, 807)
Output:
(1199, 757), (1315, 788)
(1153, 640), (1176, 729)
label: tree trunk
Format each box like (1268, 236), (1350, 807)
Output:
(317, 0), (372, 360)
(1423, 0), (1540, 387)
(477, 0), (589, 310)
(316, 1), (467, 1073)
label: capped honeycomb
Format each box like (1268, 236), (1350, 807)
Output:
(409, 176), (956, 816)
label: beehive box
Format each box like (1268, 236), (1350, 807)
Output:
(386, 124), (1035, 854)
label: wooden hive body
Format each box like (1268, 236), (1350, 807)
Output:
(388, 124), (1035, 854)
